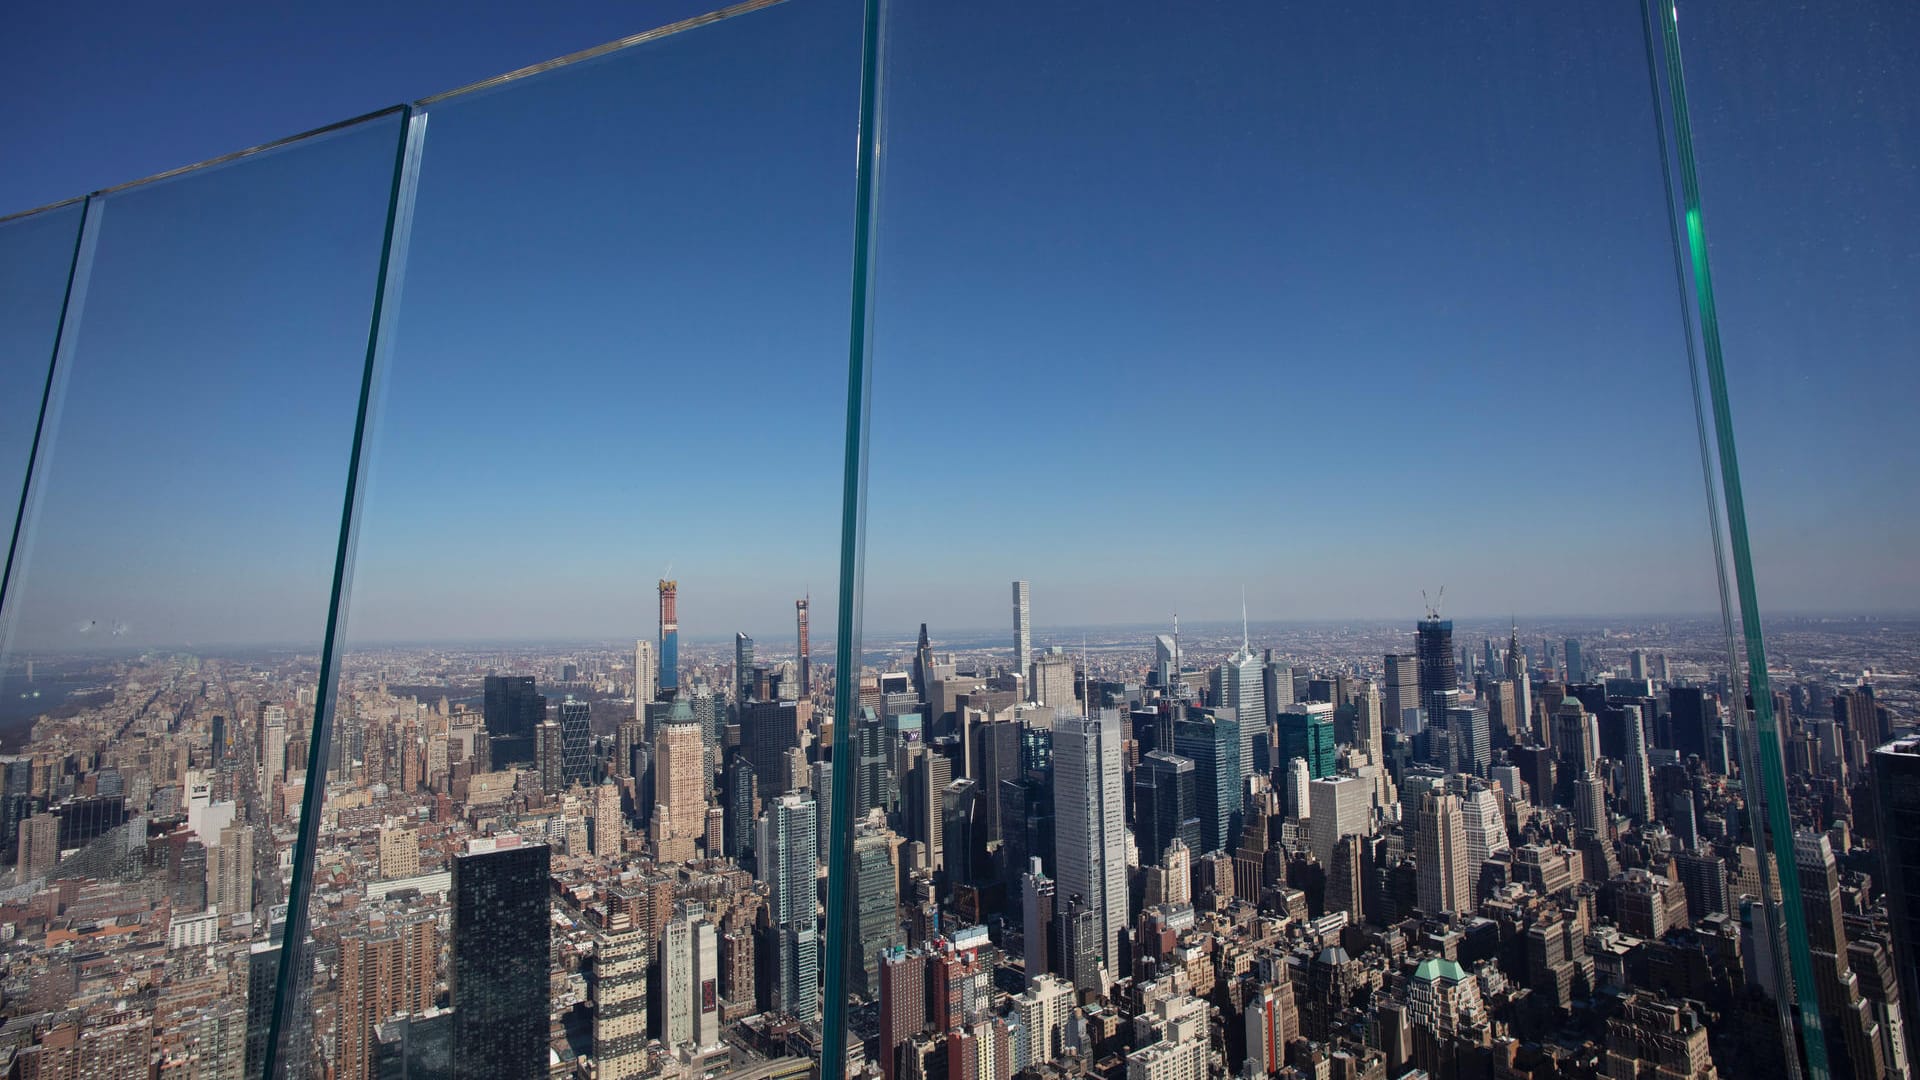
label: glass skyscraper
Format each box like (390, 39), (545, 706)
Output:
(451, 837), (551, 1079)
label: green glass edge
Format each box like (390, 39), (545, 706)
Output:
(1652, 4), (1830, 1076)
(1634, 3), (1805, 1074)
(262, 105), (424, 1080)
(0, 198), (95, 622)
(822, 0), (886, 1076)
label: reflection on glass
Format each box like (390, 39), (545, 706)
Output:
(0, 202), (86, 603)
(836, 3), (1872, 1080)
(0, 114), (405, 1077)
(297, 3), (861, 1079)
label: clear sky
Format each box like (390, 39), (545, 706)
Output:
(0, 0), (1913, 653)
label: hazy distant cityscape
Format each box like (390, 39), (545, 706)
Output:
(1, 579), (1916, 1079)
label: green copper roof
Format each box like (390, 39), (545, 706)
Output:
(1413, 957), (1467, 983)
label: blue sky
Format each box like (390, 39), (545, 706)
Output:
(0, 0), (1913, 651)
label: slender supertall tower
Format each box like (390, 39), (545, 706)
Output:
(796, 596), (812, 696)
(1013, 581), (1032, 685)
(658, 580), (679, 694)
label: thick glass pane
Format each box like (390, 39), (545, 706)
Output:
(296, 4), (862, 1079)
(0, 115), (403, 1076)
(841, 3), (1802, 1079)
(0, 202), (84, 602)
(1671, 4), (1920, 1079)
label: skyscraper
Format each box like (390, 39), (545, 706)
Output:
(482, 675), (545, 768)
(1277, 702), (1336, 780)
(1384, 653), (1420, 732)
(1415, 790), (1469, 917)
(658, 579), (679, 694)
(592, 924), (649, 1077)
(1215, 628), (1265, 774)
(757, 791), (820, 1018)
(1871, 737), (1920, 1073)
(796, 596), (812, 696)
(1032, 650), (1075, 710)
(1174, 709), (1242, 856)
(735, 632), (756, 703)
(1013, 580), (1032, 687)
(1416, 616), (1458, 726)
(1021, 859), (1055, 985)
(655, 715), (706, 863)
(1307, 775), (1372, 870)
(1052, 710), (1128, 987)
(451, 836), (550, 1080)
(1135, 751), (1199, 867)
(1563, 637), (1584, 683)
(633, 639), (657, 709)
(879, 949), (928, 1080)
(1621, 702), (1654, 821)
(558, 697), (592, 788)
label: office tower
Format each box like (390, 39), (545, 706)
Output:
(853, 827), (901, 998)
(1277, 702), (1336, 780)
(1352, 680), (1383, 759)
(1032, 650), (1076, 710)
(658, 579), (680, 694)
(1021, 860), (1055, 984)
(1796, 830), (1888, 1079)
(536, 719), (564, 793)
(1284, 757), (1311, 820)
(451, 836), (551, 1080)
(634, 638), (658, 710)
(1620, 702), (1654, 821)
(590, 781), (624, 857)
(1872, 738), (1920, 1073)
(907, 747), (954, 872)
(1307, 775), (1372, 868)
(1052, 710), (1128, 986)
(744, 699), (804, 795)
(1416, 790), (1469, 916)
(1013, 580), (1032, 685)
(378, 821), (420, 879)
(1460, 782), (1509, 904)
(879, 949), (928, 1080)
(557, 697), (591, 788)
(1135, 751), (1200, 867)
(1244, 980), (1300, 1077)
(17, 812), (57, 881)
(654, 715), (705, 863)
(1668, 686), (1716, 761)
(942, 777), (980, 883)
(757, 791), (820, 1018)
(1215, 620), (1266, 772)
(1055, 897), (1103, 993)
(593, 924), (649, 1077)
(1602, 993), (1715, 1080)
(735, 632), (756, 703)
(1563, 638), (1584, 683)
(1384, 653), (1420, 731)
(1555, 698), (1599, 778)
(723, 752), (757, 861)
(1416, 616), (1458, 725)
(1173, 709), (1242, 855)
(482, 674), (545, 767)
(1446, 703), (1490, 777)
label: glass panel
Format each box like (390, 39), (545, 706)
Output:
(1665, 4), (1920, 1079)
(841, 3), (1802, 1079)
(0, 202), (86, 606)
(0, 114), (404, 1077)
(299, 4), (863, 1079)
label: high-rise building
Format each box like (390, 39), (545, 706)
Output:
(535, 719), (563, 793)
(451, 836), (551, 1080)
(1307, 775), (1372, 870)
(1214, 624), (1265, 773)
(1621, 702), (1654, 821)
(558, 697), (592, 788)
(335, 918), (438, 1080)
(483, 675), (546, 767)
(1135, 751), (1200, 867)
(879, 949), (928, 1080)
(757, 791), (820, 1018)
(1563, 638), (1584, 683)
(1032, 650), (1076, 710)
(1013, 580), (1032, 688)
(658, 579), (680, 694)
(723, 752), (757, 861)
(744, 699), (805, 795)
(1668, 686), (1717, 761)
(735, 632), (756, 703)
(1021, 859), (1055, 985)
(634, 639), (658, 709)
(1244, 980), (1300, 1077)
(1352, 680), (1383, 759)
(1173, 709), (1242, 855)
(1871, 737), (1920, 1074)
(796, 596), (812, 696)
(1384, 653), (1420, 732)
(1277, 702), (1336, 780)
(593, 924), (649, 1077)
(1016, 974), (1074, 1069)
(1460, 781), (1509, 904)
(17, 812), (57, 881)
(1416, 617), (1458, 726)
(1052, 710), (1129, 988)
(1602, 992), (1717, 1080)
(655, 716), (706, 863)
(852, 826), (901, 998)
(1416, 790), (1469, 917)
